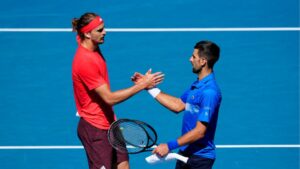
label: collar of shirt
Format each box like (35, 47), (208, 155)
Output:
(191, 73), (215, 89)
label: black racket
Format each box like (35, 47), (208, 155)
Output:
(108, 118), (189, 164)
(107, 119), (157, 154)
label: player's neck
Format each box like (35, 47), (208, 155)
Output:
(81, 39), (98, 51)
(198, 68), (212, 80)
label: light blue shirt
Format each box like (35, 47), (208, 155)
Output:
(180, 73), (222, 159)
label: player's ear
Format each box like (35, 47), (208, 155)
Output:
(84, 32), (91, 39)
(200, 57), (207, 66)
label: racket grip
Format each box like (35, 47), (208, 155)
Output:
(145, 154), (162, 164)
(145, 153), (188, 164)
(166, 153), (188, 163)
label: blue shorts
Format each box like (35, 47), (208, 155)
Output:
(175, 151), (215, 169)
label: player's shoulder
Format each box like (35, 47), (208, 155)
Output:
(202, 85), (221, 98)
(202, 88), (217, 95)
(74, 50), (97, 65)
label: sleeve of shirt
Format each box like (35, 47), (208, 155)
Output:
(78, 58), (107, 90)
(197, 89), (219, 123)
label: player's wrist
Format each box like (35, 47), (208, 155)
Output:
(135, 82), (148, 91)
(147, 87), (161, 98)
(167, 140), (179, 151)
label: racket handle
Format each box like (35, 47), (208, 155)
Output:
(145, 153), (188, 164)
(166, 153), (188, 163)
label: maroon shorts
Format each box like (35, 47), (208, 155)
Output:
(77, 118), (129, 169)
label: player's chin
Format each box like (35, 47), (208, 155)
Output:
(98, 37), (105, 43)
(98, 39), (105, 44)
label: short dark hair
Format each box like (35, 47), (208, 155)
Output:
(194, 41), (220, 68)
(72, 12), (98, 40)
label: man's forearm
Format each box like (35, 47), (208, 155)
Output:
(155, 92), (185, 113)
(171, 121), (206, 149)
(95, 83), (145, 106)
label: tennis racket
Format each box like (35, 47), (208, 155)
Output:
(107, 119), (188, 164)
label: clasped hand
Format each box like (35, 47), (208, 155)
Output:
(131, 69), (164, 89)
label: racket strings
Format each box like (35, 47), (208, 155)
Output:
(108, 119), (158, 154)
(108, 122), (148, 153)
(138, 123), (157, 148)
(109, 127), (128, 152)
(119, 122), (148, 147)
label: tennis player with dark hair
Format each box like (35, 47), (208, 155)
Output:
(132, 40), (222, 169)
(71, 12), (163, 169)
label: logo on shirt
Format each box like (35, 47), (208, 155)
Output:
(205, 111), (209, 116)
(186, 103), (200, 114)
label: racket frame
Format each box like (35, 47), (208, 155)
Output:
(108, 119), (158, 154)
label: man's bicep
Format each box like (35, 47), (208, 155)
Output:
(94, 83), (111, 100)
(195, 121), (207, 135)
(177, 98), (186, 111)
(198, 90), (219, 123)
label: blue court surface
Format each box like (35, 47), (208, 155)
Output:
(0, 0), (299, 169)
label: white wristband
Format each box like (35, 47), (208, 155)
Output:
(147, 88), (161, 98)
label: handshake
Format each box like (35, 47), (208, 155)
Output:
(131, 69), (164, 97)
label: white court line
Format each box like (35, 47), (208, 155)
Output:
(0, 146), (83, 149)
(0, 145), (299, 149)
(0, 27), (299, 32)
(216, 144), (300, 148)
